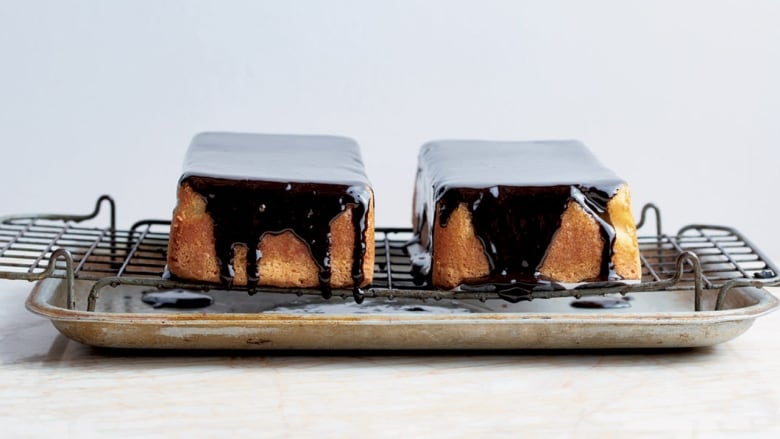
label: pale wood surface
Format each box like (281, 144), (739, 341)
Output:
(1, 279), (779, 437)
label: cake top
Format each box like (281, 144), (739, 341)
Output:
(182, 132), (370, 186)
(418, 139), (623, 191)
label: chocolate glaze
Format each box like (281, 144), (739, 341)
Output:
(180, 133), (371, 299)
(142, 290), (214, 309)
(412, 140), (625, 294)
(570, 296), (632, 309)
(459, 279), (567, 303)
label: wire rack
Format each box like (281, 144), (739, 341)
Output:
(1, 196), (778, 312)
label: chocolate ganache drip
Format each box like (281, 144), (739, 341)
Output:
(411, 140), (625, 298)
(180, 133), (372, 299)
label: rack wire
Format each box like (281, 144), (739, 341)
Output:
(1, 196), (778, 312)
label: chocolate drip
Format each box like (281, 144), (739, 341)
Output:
(348, 186), (369, 303)
(438, 185), (572, 277)
(186, 177), (369, 297)
(570, 186), (618, 280)
(412, 140), (625, 288)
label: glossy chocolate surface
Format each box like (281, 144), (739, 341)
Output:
(183, 133), (370, 186)
(412, 140), (625, 295)
(180, 133), (371, 298)
(141, 290), (214, 309)
(570, 296), (632, 309)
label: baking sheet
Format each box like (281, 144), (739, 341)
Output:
(25, 278), (778, 349)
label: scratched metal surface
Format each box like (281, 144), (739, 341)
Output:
(25, 278), (778, 349)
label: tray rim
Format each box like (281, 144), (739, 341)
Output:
(26, 278), (779, 326)
(22, 279), (780, 349)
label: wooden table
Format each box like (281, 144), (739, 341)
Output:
(1, 279), (778, 437)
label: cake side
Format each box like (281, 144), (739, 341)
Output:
(168, 181), (375, 288)
(427, 185), (639, 289)
(606, 184), (641, 280)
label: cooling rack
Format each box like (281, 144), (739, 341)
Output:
(1, 196), (778, 312)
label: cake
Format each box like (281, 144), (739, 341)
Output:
(411, 140), (641, 292)
(167, 133), (375, 299)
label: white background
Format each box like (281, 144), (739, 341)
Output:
(1, 1), (778, 262)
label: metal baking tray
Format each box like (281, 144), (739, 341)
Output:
(24, 278), (778, 349)
(4, 196), (779, 349)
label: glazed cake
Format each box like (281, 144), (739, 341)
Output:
(167, 133), (375, 299)
(411, 140), (641, 291)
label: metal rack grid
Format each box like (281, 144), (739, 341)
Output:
(1, 196), (778, 312)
